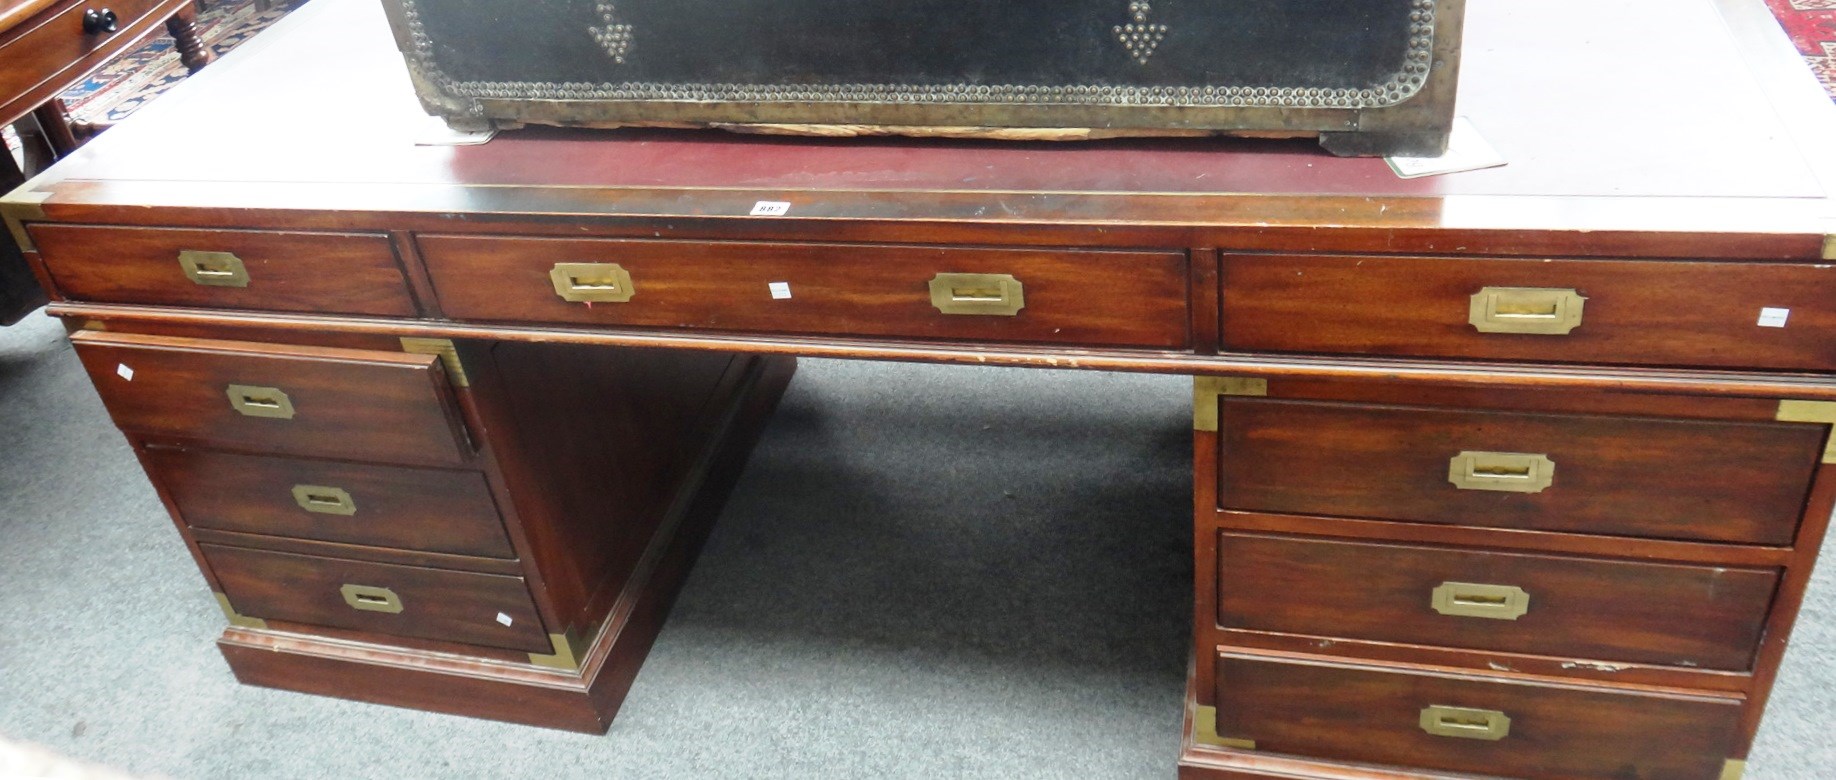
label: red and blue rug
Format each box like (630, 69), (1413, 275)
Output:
(1767, 0), (1836, 97)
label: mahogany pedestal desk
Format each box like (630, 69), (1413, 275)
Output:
(6, 0), (1836, 777)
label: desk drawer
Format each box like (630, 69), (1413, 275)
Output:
(1214, 397), (1822, 545)
(73, 332), (471, 465)
(1212, 653), (1743, 780)
(1221, 254), (1836, 371)
(0, 0), (167, 110)
(31, 224), (416, 316)
(202, 544), (550, 653)
(1216, 533), (1778, 670)
(418, 235), (1190, 349)
(145, 448), (513, 559)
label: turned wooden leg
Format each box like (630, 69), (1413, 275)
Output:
(30, 102), (82, 157)
(166, 5), (215, 74)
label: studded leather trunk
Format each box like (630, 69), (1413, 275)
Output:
(378, 0), (1465, 156)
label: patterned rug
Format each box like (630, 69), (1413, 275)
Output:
(1767, 0), (1836, 98)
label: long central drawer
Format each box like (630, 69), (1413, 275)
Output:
(417, 235), (1192, 349)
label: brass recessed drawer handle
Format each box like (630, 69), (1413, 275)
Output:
(340, 584), (403, 614)
(1420, 705), (1511, 741)
(1448, 451), (1554, 493)
(226, 384), (295, 419)
(178, 250), (251, 287)
(929, 273), (1025, 316)
(1468, 286), (1586, 335)
(550, 262), (635, 303)
(1432, 582), (1530, 620)
(291, 485), (356, 516)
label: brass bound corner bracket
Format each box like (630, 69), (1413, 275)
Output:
(1192, 376), (1269, 432)
(0, 189), (48, 252)
(528, 629), (585, 671)
(400, 337), (470, 387)
(214, 593), (268, 630)
(1192, 705), (1256, 750)
(1777, 400), (1836, 464)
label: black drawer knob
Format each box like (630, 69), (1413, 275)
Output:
(83, 8), (118, 34)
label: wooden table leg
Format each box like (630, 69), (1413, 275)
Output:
(30, 102), (81, 158)
(167, 5), (215, 74)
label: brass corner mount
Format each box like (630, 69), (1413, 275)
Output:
(1192, 376), (1268, 432)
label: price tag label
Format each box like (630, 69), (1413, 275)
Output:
(750, 201), (792, 216)
(769, 282), (792, 300)
(1757, 307), (1790, 328)
(116, 364), (135, 381)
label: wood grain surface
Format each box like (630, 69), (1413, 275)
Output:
(1212, 651), (1744, 780)
(72, 331), (472, 465)
(1214, 397), (1824, 544)
(419, 235), (1191, 349)
(32, 224), (417, 316)
(1221, 254), (1836, 371)
(145, 446), (514, 559)
(203, 543), (551, 653)
(1215, 532), (1779, 671)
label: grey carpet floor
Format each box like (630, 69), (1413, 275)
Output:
(0, 310), (1830, 779)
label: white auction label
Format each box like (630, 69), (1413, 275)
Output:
(116, 364), (134, 381)
(769, 282), (792, 300)
(750, 200), (792, 216)
(1758, 307), (1791, 328)
(496, 612), (514, 627)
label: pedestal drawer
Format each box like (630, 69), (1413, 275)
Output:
(1214, 397), (1823, 545)
(1217, 533), (1779, 670)
(145, 448), (514, 559)
(417, 235), (1191, 349)
(1220, 253), (1836, 371)
(202, 544), (550, 653)
(31, 224), (417, 316)
(1213, 652), (1743, 780)
(73, 332), (471, 466)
